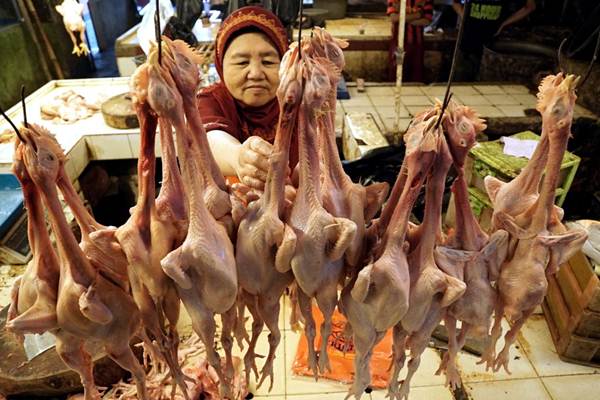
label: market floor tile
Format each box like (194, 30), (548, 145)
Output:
(517, 315), (599, 377)
(465, 377), (552, 400)
(541, 374), (600, 400)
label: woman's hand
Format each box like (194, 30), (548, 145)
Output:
(237, 136), (272, 191)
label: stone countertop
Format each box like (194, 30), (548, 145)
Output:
(294, 16), (392, 41)
(115, 19), (221, 58)
(0, 77), (145, 177)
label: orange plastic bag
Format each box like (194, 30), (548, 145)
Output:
(225, 175), (240, 185)
(292, 305), (393, 388)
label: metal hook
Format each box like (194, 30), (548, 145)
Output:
(155, 0), (162, 65)
(435, 0), (472, 131)
(556, 31), (599, 88)
(557, 37), (567, 74)
(21, 85), (28, 128)
(436, 92), (454, 130)
(0, 106), (25, 143)
(298, 0), (304, 60)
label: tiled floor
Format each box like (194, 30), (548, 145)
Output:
(337, 83), (597, 139)
(1, 81), (599, 400)
(226, 297), (600, 400)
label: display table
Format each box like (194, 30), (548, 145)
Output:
(0, 78), (146, 179)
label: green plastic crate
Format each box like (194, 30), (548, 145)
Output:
(465, 130), (580, 207)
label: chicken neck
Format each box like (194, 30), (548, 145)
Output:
(132, 101), (158, 248)
(156, 117), (187, 221)
(296, 103), (322, 207)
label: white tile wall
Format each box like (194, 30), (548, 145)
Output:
(86, 134), (133, 160)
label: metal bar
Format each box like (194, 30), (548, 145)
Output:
(156, 0), (162, 65)
(21, 85), (28, 127)
(435, 0), (472, 131)
(394, 0), (407, 135)
(298, 0), (304, 59)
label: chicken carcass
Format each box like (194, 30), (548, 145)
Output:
(53, 156), (132, 292)
(55, 0), (89, 56)
(482, 74), (587, 372)
(116, 54), (191, 398)
(389, 119), (467, 400)
(6, 139), (59, 336)
(281, 53), (357, 377)
(310, 28), (389, 273)
(339, 114), (439, 400)
(18, 124), (147, 400)
(158, 45), (238, 399)
(433, 101), (509, 388)
(364, 107), (439, 262)
(234, 45), (301, 389)
(161, 37), (235, 233)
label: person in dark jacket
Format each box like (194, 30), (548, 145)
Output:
(452, 0), (536, 80)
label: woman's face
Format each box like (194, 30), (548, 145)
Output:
(222, 32), (281, 107)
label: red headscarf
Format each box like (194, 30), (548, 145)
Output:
(197, 6), (289, 146)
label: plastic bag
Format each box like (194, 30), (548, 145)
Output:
(292, 305), (393, 388)
(137, 0), (175, 56)
(566, 219), (600, 266)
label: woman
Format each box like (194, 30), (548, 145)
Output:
(199, 6), (292, 193)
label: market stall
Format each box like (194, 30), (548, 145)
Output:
(1, 1), (600, 400)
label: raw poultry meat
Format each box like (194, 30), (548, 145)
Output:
(55, 0), (89, 56)
(116, 52), (190, 398)
(233, 44), (301, 389)
(103, 334), (248, 400)
(5, 23), (594, 399)
(157, 39), (239, 399)
(161, 37), (235, 234)
(433, 100), (509, 388)
(364, 107), (439, 262)
(388, 115), (467, 400)
(53, 155), (131, 292)
(17, 124), (147, 400)
(1, 128), (16, 144)
(339, 113), (439, 400)
(310, 28), (389, 273)
(41, 90), (102, 123)
(6, 139), (59, 336)
(482, 74), (588, 372)
(282, 49), (357, 377)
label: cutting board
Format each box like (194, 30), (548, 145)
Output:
(101, 92), (139, 129)
(0, 306), (131, 397)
